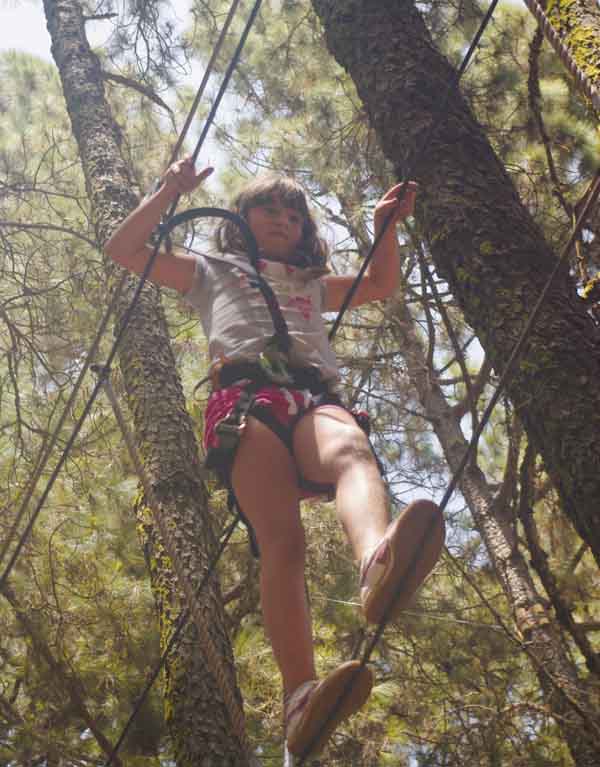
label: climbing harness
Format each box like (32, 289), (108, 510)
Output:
(0, 0), (265, 591)
(1, 0), (266, 763)
(4, 0), (599, 759)
(0, 0), (248, 583)
(157, 207), (380, 558)
(292, 1), (600, 761)
(90, 366), (252, 765)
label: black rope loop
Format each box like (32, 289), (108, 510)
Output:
(159, 206), (292, 352)
(0, 0), (265, 590)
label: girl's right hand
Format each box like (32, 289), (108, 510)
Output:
(162, 156), (214, 197)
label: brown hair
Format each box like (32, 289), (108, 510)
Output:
(215, 174), (329, 268)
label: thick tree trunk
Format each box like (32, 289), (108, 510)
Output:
(311, 0), (600, 566)
(42, 0), (250, 763)
(390, 294), (600, 765)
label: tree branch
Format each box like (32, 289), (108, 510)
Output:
(102, 71), (174, 116)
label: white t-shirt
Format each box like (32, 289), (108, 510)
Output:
(184, 248), (340, 382)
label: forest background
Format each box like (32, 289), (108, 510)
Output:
(1, 0), (599, 765)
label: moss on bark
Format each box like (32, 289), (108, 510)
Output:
(42, 0), (250, 762)
(311, 0), (600, 571)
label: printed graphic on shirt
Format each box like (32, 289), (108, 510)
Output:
(237, 258), (315, 322)
(286, 295), (313, 320)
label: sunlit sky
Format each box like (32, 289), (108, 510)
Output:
(0, 0), (235, 188)
(0, 0), (191, 60)
(1, 0), (53, 60)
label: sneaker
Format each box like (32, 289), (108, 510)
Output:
(285, 660), (373, 757)
(360, 499), (445, 625)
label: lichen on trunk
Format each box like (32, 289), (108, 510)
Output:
(545, 0), (600, 105)
(42, 0), (250, 761)
(311, 0), (600, 569)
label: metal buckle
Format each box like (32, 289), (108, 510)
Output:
(215, 418), (246, 451)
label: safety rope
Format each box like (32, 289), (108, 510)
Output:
(4, 0), (597, 760)
(0, 0), (263, 591)
(0, 275), (125, 572)
(1, 2), (263, 762)
(107, 0), (600, 759)
(0, 2), (245, 578)
(328, 0), (501, 342)
(293, 171), (600, 766)
(93, 368), (251, 764)
(299, 159), (600, 765)
(521, 0), (600, 111)
(168, 0), (243, 165)
(295, 5), (600, 763)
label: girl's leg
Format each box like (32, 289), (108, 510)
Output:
(292, 405), (389, 562)
(230, 415), (315, 697)
(293, 405), (445, 624)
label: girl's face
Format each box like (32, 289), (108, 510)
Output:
(246, 196), (304, 261)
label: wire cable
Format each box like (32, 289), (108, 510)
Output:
(328, 0), (501, 342)
(0, 0), (247, 576)
(0, 0), (264, 593)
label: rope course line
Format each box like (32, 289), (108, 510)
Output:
(293, 1), (502, 759)
(294, 168), (600, 765)
(0, 0), (263, 591)
(438, 167), (600, 513)
(3, 0), (597, 760)
(93, 367), (248, 765)
(106, 0), (600, 756)
(441, 542), (600, 739)
(328, 0), (501, 342)
(0, 273), (126, 572)
(168, 0), (244, 166)
(1, 1), (264, 762)
(522, 0), (600, 110)
(0, 0), (244, 575)
(296, 4), (600, 762)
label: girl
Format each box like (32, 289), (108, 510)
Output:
(105, 157), (445, 758)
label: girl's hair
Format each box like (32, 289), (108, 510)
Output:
(215, 174), (329, 268)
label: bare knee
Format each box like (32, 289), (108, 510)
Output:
(326, 428), (377, 479)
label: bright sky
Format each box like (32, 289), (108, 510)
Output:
(0, 0), (231, 182)
(1, 0), (53, 60)
(0, 0), (191, 61)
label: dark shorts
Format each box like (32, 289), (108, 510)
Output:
(204, 382), (358, 498)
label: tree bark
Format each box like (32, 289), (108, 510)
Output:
(544, 0), (600, 106)
(311, 0), (600, 566)
(390, 292), (600, 765)
(42, 0), (250, 763)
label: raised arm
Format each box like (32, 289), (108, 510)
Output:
(104, 157), (213, 294)
(324, 181), (417, 312)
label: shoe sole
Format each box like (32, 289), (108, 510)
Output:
(363, 499), (445, 625)
(286, 660), (373, 758)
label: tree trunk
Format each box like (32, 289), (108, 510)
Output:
(544, 0), (600, 105)
(42, 0), (250, 763)
(311, 0), (600, 566)
(390, 293), (600, 765)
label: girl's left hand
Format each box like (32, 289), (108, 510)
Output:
(374, 181), (418, 234)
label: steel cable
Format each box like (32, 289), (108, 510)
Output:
(0, 0), (263, 592)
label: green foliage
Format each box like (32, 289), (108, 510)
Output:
(2, 0), (599, 764)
